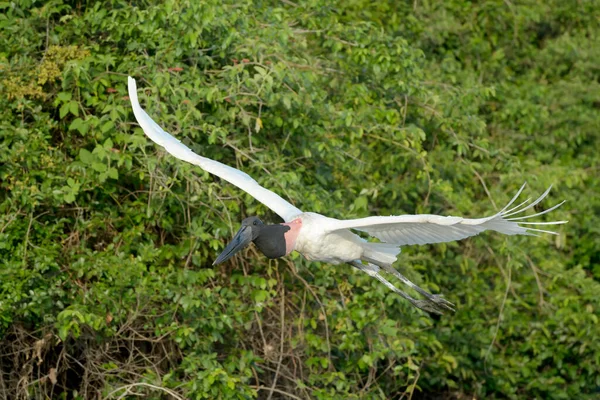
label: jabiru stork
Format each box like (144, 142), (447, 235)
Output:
(128, 76), (567, 314)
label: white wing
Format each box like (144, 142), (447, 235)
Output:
(323, 184), (566, 246)
(128, 76), (303, 222)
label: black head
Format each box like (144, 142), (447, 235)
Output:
(213, 217), (263, 265)
(242, 216), (264, 234)
(213, 216), (290, 265)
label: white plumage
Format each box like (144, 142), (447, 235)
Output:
(128, 76), (567, 314)
(128, 77), (302, 222)
(323, 184), (565, 245)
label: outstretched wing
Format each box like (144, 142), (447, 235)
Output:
(323, 184), (566, 246)
(128, 76), (303, 222)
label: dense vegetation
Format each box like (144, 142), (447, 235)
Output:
(1, 0), (599, 398)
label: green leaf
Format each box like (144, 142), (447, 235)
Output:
(56, 92), (72, 102)
(59, 103), (70, 119)
(69, 117), (90, 135)
(64, 192), (75, 203)
(92, 162), (107, 172)
(108, 167), (118, 179)
(353, 196), (368, 211)
(254, 65), (267, 76)
(79, 148), (94, 164)
(101, 120), (114, 133)
(252, 290), (269, 303)
(69, 101), (79, 116)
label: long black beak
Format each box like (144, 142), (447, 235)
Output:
(213, 226), (253, 265)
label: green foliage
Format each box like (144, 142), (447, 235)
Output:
(1, 0), (599, 399)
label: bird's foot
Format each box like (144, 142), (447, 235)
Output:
(426, 294), (455, 312)
(410, 295), (455, 315)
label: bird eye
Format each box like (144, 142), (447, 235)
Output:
(253, 221), (257, 225)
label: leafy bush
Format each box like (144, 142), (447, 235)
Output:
(1, 0), (598, 399)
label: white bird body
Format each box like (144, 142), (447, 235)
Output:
(292, 213), (368, 264)
(127, 76), (567, 314)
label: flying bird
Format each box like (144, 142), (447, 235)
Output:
(127, 76), (567, 314)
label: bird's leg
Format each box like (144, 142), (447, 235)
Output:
(361, 258), (455, 313)
(379, 262), (455, 312)
(348, 261), (450, 315)
(348, 261), (418, 304)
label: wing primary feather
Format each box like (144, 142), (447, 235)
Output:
(498, 182), (528, 213)
(514, 220), (568, 225)
(522, 232), (539, 237)
(501, 197), (531, 216)
(503, 185), (553, 217)
(507, 200), (566, 221)
(525, 228), (560, 235)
